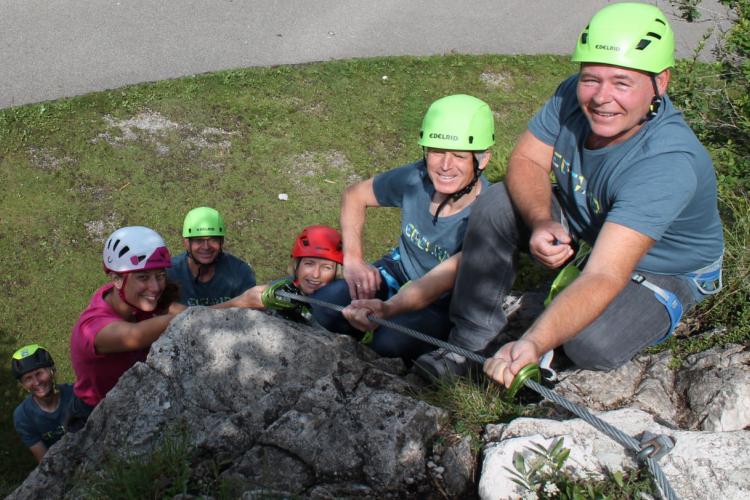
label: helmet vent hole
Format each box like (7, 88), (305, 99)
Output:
(118, 245), (130, 258)
(302, 238), (310, 247)
(419, 131), (424, 138)
(636, 39), (651, 51)
(137, 255), (146, 263)
(646, 31), (662, 40)
(468, 136), (474, 144)
(581, 33), (588, 44)
(112, 239), (120, 251)
(655, 18), (666, 26)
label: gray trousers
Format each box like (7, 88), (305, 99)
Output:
(448, 183), (697, 370)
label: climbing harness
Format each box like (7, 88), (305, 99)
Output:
(275, 289), (679, 500)
(631, 273), (683, 342)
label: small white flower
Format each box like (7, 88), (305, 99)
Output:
(543, 482), (560, 495)
(382, 75), (389, 81)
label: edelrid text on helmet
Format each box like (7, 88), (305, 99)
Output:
(12, 344), (54, 380)
(183, 207), (226, 238)
(103, 226), (172, 274)
(572, 3), (675, 74)
(418, 94), (495, 151)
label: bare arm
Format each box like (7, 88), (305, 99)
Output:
(340, 177), (382, 299)
(506, 131), (573, 269)
(342, 253), (461, 331)
(94, 314), (177, 354)
(28, 442), (47, 464)
(213, 284), (267, 309)
(485, 222), (654, 386)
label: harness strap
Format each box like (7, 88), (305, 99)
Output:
(631, 273), (683, 342)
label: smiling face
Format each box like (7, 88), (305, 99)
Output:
(120, 269), (167, 312)
(425, 148), (479, 195)
(294, 257), (337, 295)
(184, 236), (223, 266)
(576, 63), (669, 148)
(19, 367), (55, 399)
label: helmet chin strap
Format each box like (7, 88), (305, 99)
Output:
(431, 153), (481, 225)
(187, 245), (222, 283)
(117, 274), (145, 315)
(645, 74), (662, 121)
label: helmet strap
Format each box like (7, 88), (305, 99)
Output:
(432, 154), (481, 225)
(117, 273), (145, 316)
(187, 244), (223, 283)
(646, 74), (662, 121)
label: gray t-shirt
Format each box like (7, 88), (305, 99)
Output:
(373, 159), (490, 281)
(167, 251), (256, 306)
(528, 75), (723, 275)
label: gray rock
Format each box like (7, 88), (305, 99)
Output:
(553, 344), (750, 431)
(9, 308), (447, 499)
(676, 344), (750, 431)
(480, 408), (750, 500)
(440, 436), (475, 498)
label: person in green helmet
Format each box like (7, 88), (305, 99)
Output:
(11, 344), (73, 463)
(390, 3), (724, 383)
(311, 94), (494, 363)
(167, 207), (256, 306)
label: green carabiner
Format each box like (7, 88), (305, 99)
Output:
(506, 363), (542, 400)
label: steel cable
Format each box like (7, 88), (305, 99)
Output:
(277, 290), (678, 500)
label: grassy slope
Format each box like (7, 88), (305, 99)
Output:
(0, 54), (746, 493)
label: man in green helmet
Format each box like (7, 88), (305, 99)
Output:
(168, 207), (256, 306)
(405, 2), (724, 383)
(310, 94), (494, 363)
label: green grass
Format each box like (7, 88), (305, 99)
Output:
(1, 53), (747, 495)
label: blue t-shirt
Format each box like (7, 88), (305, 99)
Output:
(13, 383), (74, 448)
(373, 159), (490, 281)
(167, 252), (256, 306)
(528, 75), (723, 275)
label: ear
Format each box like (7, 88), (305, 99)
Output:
(655, 69), (670, 96)
(475, 150), (492, 171)
(182, 238), (191, 251)
(110, 272), (125, 290)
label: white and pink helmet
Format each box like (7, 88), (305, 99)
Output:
(103, 226), (171, 274)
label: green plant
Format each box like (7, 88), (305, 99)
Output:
(505, 438), (658, 499)
(75, 424), (239, 499)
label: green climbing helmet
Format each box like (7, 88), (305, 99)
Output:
(12, 344), (54, 380)
(418, 94), (495, 151)
(182, 207), (226, 238)
(572, 2), (675, 74)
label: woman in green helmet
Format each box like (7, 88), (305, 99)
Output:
(310, 94), (495, 363)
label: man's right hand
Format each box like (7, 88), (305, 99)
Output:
(529, 220), (574, 269)
(343, 260), (382, 300)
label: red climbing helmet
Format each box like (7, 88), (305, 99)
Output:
(291, 225), (343, 264)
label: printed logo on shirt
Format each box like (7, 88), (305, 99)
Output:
(404, 223), (450, 262)
(187, 296), (231, 306)
(552, 150), (602, 215)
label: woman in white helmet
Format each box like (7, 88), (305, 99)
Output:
(67, 226), (184, 431)
(67, 226), (267, 430)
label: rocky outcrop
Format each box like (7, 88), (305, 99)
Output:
(8, 302), (749, 499)
(9, 308), (447, 499)
(553, 344), (750, 431)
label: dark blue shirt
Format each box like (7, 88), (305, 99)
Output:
(14, 383), (73, 448)
(167, 252), (256, 306)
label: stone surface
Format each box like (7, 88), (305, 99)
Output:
(9, 308), (447, 499)
(480, 408), (750, 500)
(553, 344), (750, 431)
